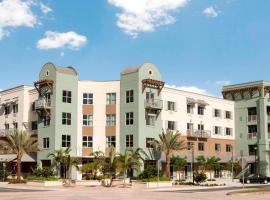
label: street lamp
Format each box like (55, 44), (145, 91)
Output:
(189, 143), (195, 184)
(254, 146), (257, 174)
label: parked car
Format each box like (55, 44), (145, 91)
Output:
(239, 174), (270, 184)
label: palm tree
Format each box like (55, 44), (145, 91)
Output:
(153, 129), (186, 178)
(116, 148), (144, 187)
(171, 156), (187, 180)
(205, 156), (221, 179)
(48, 147), (79, 179)
(0, 131), (38, 180)
(196, 155), (207, 171)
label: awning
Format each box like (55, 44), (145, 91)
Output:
(197, 99), (209, 106)
(186, 97), (196, 105)
(0, 154), (36, 163)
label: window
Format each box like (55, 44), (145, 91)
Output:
(13, 104), (18, 113)
(215, 144), (221, 152)
(106, 136), (116, 148)
(187, 123), (194, 130)
(146, 138), (155, 148)
(13, 122), (18, 129)
(225, 128), (232, 136)
(106, 93), (116, 105)
(187, 141), (194, 150)
(187, 104), (194, 114)
(225, 111), (232, 119)
(43, 138), (49, 149)
(198, 124), (204, 131)
(214, 109), (221, 117)
(226, 144), (232, 152)
(198, 143), (205, 151)
(32, 102), (35, 111)
(83, 93), (93, 104)
(248, 125), (257, 133)
(198, 106), (204, 115)
(126, 112), (134, 125)
(31, 121), (37, 130)
(62, 135), (71, 147)
(4, 106), (10, 115)
(82, 136), (93, 147)
(106, 114), (116, 126)
(167, 121), (176, 130)
(44, 116), (50, 126)
(62, 90), (72, 103)
(126, 90), (134, 103)
(62, 112), (71, 125)
(248, 145), (257, 156)
(146, 115), (155, 126)
(126, 135), (133, 147)
(214, 126), (221, 135)
(83, 115), (93, 126)
(167, 101), (176, 111)
(5, 124), (9, 130)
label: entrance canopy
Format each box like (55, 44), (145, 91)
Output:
(0, 154), (36, 163)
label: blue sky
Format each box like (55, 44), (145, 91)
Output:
(0, 0), (270, 96)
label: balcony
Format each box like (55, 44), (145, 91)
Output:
(248, 115), (257, 123)
(35, 98), (51, 110)
(0, 129), (15, 137)
(247, 132), (258, 140)
(186, 129), (211, 138)
(144, 99), (163, 110)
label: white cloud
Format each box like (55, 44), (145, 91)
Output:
(108, 0), (189, 38)
(40, 2), (52, 14)
(203, 6), (219, 18)
(165, 84), (212, 96)
(215, 80), (231, 85)
(0, 0), (38, 40)
(37, 31), (87, 50)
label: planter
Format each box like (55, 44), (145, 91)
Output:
(27, 181), (63, 187)
(146, 181), (173, 188)
(76, 180), (101, 186)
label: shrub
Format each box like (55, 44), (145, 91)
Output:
(193, 171), (207, 184)
(207, 179), (216, 181)
(32, 167), (55, 178)
(26, 176), (59, 181)
(141, 177), (171, 182)
(0, 164), (12, 181)
(138, 165), (159, 180)
(8, 179), (27, 184)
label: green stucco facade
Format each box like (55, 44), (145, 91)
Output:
(120, 63), (163, 155)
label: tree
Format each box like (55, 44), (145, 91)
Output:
(205, 156), (221, 179)
(48, 147), (79, 179)
(0, 131), (38, 180)
(196, 155), (207, 171)
(116, 148), (144, 187)
(224, 160), (242, 178)
(153, 129), (186, 178)
(171, 156), (187, 180)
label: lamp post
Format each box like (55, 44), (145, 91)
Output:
(189, 143), (195, 184)
(231, 145), (234, 182)
(254, 146), (257, 174)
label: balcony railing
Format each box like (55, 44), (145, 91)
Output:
(248, 115), (257, 123)
(35, 98), (51, 110)
(0, 129), (15, 137)
(186, 129), (211, 138)
(247, 132), (258, 140)
(144, 99), (163, 110)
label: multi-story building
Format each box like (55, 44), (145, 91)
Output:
(0, 62), (235, 180)
(0, 85), (38, 171)
(223, 81), (270, 176)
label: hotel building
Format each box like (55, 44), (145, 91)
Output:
(0, 62), (236, 179)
